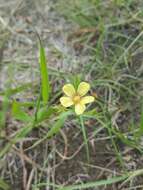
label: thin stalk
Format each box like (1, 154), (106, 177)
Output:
(79, 115), (90, 163)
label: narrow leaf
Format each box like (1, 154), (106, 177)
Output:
(39, 39), (50, 104)
(59, 174), (129, 190)
(47, 111), (71, 138)
(12, 101), (32, 122)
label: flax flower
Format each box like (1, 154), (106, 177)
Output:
(60, 82), (95, 115)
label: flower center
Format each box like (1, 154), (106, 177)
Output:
(73, 95), (81, 104)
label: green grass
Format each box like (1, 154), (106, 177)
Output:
(0, 0), (143, 189)
(38, 35), (51, 105)
(33, 168), (143, 189)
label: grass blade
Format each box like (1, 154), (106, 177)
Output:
(0, 179), (10, 190)
(39, 37), (50, 104)
(59, 174), (129, 190)
(47, 111), (71, 138)
(79, 115), (90, 162)
(33, 174), (129, 190)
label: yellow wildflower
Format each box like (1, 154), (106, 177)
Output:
(60, 82), (95, 115)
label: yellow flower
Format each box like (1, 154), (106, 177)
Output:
(60, 82), (95, 115)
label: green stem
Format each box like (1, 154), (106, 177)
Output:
(79, 115), (90, 163)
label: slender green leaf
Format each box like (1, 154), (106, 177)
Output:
(46, 111), (71, 138)
(12, 101), (33, 122)
(33, 174), (129, 190)
(59, 174), (129, 190)
(39, 39), (50, 104)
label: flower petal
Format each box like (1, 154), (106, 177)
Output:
(81, 96), (95, 104)
(77, 82), (90, 96)
(63, 84), (75, 97)
(60, 97), (73, 107)
(75, 103), (86, 115)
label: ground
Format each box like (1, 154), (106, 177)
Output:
(0, 0), (143, 190)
